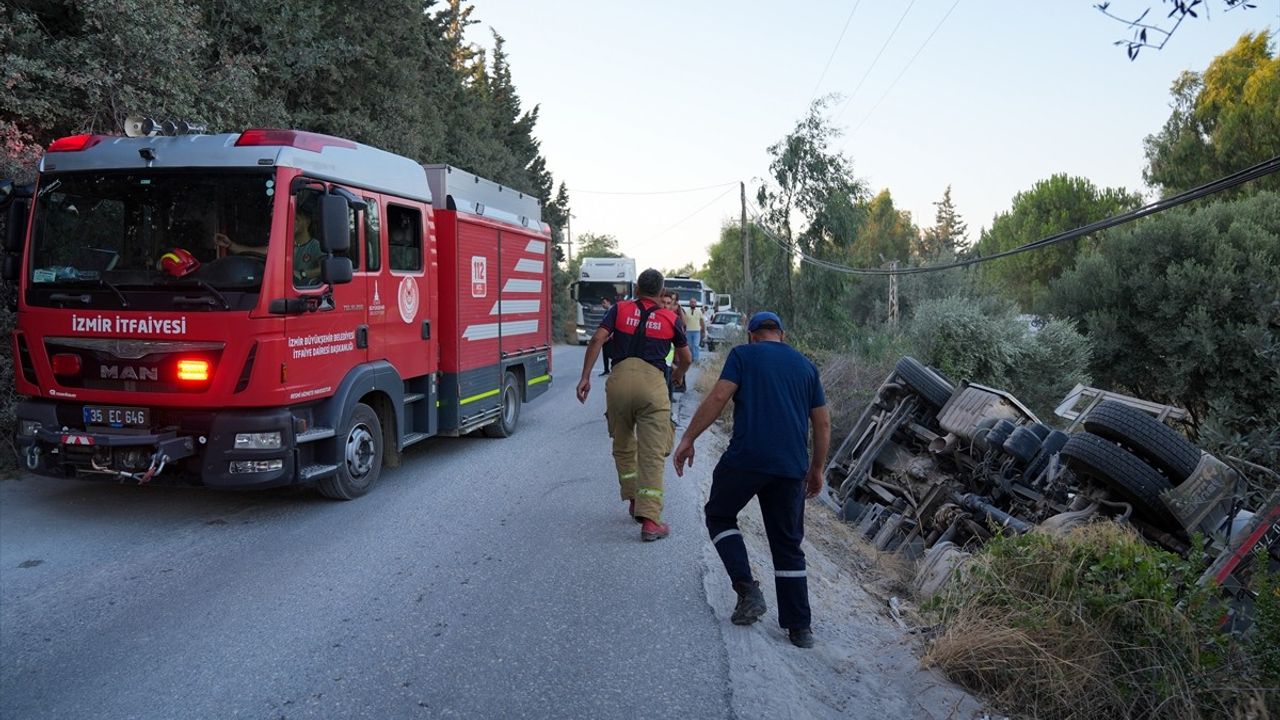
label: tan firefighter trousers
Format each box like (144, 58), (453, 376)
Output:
(604, 357), (674, 522)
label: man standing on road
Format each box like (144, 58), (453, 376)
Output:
(578, 269), (692, 541)
(598, 296), (615, 376)
(682, 297), (706, 364)
(673, 311), (830, 648)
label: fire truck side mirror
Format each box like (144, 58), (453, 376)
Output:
(320, 256), (353, 285)
(568, 281), (579, 301)
(317, 194), (350, 254)
(4, 197), (31, 253)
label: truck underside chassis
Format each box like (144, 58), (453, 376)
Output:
(824, 357), (1280, 630)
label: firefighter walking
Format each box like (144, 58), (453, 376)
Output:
(578, 269), (692, 541)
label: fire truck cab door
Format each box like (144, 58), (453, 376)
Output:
(282, 184), (369, 400)
(368, 199), (433, 381)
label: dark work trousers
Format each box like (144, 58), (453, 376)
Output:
(705, 464), (810, 629)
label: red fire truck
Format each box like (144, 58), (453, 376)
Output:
(1, 125), (553, 498)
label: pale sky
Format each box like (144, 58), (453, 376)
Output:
(466, 1), (1279, 272)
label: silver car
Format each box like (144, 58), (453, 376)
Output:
(705, 311), (742, 351)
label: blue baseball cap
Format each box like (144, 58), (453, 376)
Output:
(747, 311), (785, 332)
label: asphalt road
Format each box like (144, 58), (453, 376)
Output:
(0, 345), (732, 719)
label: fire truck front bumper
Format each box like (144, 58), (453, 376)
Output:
(15, 399), (297, 489)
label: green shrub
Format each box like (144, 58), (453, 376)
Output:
(1043, 191), (1280, 434)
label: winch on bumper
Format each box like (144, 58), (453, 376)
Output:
(15, 399), (297, 488)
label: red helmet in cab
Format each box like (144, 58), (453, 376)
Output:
(160, 248), (200, 278)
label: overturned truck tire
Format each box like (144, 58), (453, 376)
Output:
(1082, 400), (1200, 484)
(1059, 432), (1180, 531)
(894, 356), (954, 409)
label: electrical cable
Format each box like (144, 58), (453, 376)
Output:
(749, 154), (1280, 276)
(834, 0), (919, 120)
(568, 181), (737, 196)
(647, 184), (738, 241)
(850, 0), (962, 136)
(807, 0), (864, 105)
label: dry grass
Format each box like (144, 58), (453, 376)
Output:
(923, 523), (1275, 720)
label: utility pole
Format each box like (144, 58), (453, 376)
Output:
(887, 260), (899, 327)
(566, 214), (573, 264)
(740, 181), (751, 312)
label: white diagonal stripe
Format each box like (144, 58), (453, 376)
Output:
(489, 300), (540, 315)
(514, 258), (544, 274)
(712, 529), (742, 545)
(504, 279), (542, 293)
(774, 569), (807, 578)
(525, 240), (546, 255)
(462, 320), (539, 341)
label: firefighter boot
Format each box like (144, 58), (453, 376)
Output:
(788, 628), (815, 648)
(731, 580), (767, 625)
(628, 499), (642, 523)
(640, 518), (670, 541)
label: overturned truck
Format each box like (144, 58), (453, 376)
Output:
(824, 357), (1280, 630)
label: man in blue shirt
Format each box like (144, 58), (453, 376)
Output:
(673, 311), (830, 648)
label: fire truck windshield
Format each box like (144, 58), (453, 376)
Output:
(27, 171), (274, 309)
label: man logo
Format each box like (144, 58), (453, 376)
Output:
(100, 365), (159, 381)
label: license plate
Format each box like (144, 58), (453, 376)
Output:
(83, 405), (150, 428)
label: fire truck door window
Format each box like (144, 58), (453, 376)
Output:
(364, 198), (381, 272)
(387, 204), (422, 272)
(292, 189), (325, 289)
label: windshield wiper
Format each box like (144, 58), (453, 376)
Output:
(163, 278), (230, 310)
(49, 278), (130, 308)
(94, 278), (130, 308)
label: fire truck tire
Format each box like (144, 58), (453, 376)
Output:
(483, 372), (521, 438)
(894, 356), (954, 409)
(319, 402), (383, 500)
(1059, 432), (1179, 531)
(1082, 400), (1200, 484)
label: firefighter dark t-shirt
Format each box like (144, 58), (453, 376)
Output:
(600, 298), (687, 372)
(717, 341), (826, 479)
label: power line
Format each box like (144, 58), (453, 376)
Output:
(568, 181), (737, 196)
(749, 154), (1280, 276)
(807, 0), (864, 105)
(833, 0), (919, 121)
(850, 0), (961, 136)
(647, 185), (738, 241)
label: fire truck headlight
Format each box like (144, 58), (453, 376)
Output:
(229, 459), (284, 474)
(19, 420), (41, 437)
(234, 432), (282, 450)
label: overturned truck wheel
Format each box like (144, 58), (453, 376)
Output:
(1082, 400), (1200, 484)
(894, 356), (954, 409)
(1059, 432), (1180, 531)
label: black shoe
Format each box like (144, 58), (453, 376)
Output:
(788, 628), (814, 648)
(730, 581), (766, 625)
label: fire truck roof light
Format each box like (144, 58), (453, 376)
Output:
(176, 359), (210, 383)
(48, 134), (104, 153)
(234, 129), (357, 153)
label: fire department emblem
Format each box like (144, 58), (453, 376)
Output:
(471, 256), (488, 298)
(398, 276), (419, 323)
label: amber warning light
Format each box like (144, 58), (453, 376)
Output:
(176, 359), (210, 383)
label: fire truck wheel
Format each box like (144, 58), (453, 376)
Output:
(483, 373), (521, 438)
(319, 402), (383, 500)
